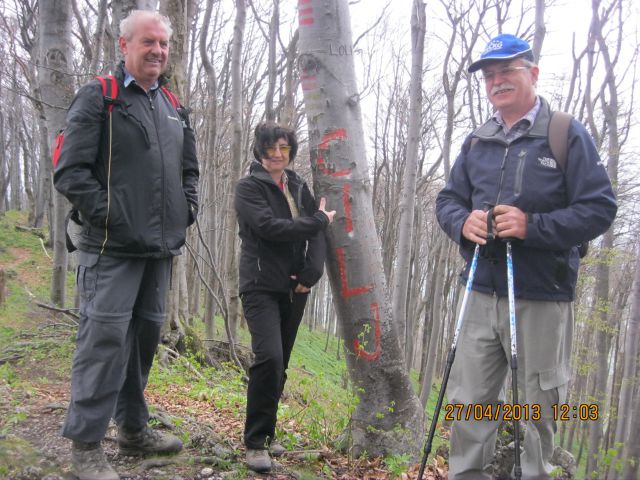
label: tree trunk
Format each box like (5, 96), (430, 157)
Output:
(158, 0), (192, 354)
(391, 0), (425, 357)
(532, 0), (546, 63)
(622, 383), (640, 479)
(585, 1), (621, 474)
(264, 0), (279, 121)
(609, 242), (640, 480)
(419, 233), (447, 407)
(160, 0), (188, 92)
(222, 0), (246, 343)
(38, 0), (75, 306)
(297, 0), (424, 458)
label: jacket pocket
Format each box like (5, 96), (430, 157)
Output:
(117, 109), (150, 148)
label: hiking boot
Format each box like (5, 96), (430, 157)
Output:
(117, 425), (183, 456)
(246, 448), (272, 472)
(269, 442), (286, 457)
(71, 441), (119, 480)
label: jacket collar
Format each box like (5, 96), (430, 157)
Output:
(473, 96), (552, 141)
(249, 161), (302, 189)
(116, 61), (169, 89)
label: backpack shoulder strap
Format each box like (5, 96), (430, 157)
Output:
(548, 111), (572, 173)
(96, 75), (119, 113)
(160, 85), (180, 110)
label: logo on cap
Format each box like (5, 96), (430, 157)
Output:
(484, 40), (503, 54)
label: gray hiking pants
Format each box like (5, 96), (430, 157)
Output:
(62, 251), (172, 443)
(447, 290), (573, 480)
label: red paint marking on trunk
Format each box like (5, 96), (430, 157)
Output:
(353, 302), (382, 361)
(336, 248), (374, 298)
(343, 183), (353, 233)
(299, 7), (313, 15)
(319, 128), (347, 150)
(298, 0), (312, 4)
(315, 128), (351, 177)
(299, 17), (314, 25)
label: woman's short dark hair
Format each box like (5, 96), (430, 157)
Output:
(252, 122), (298, 163)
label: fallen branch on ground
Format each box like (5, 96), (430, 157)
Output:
(139, 455), (228, 472)
(35, 301), (80, 322)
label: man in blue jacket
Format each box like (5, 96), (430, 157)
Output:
(54, 10), (198, 480)
(436, 34), (616, 479)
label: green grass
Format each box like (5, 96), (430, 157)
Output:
(0, 208), (448, 477)
(0, 211), (54, 324)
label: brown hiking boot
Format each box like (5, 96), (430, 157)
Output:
(246, 448), (272, 472)
(71, 441), (119, 480)
(269, 442), (286, 457)
(117, 425), (182, 456)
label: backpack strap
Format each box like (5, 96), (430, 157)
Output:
(96, 75), (119, 113)
(160, 85), (180, 110)
(548, 111), (572, 173)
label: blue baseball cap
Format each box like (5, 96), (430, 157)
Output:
(468, 34), (534, 73)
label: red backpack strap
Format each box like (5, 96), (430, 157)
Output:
(160, 85), (180, 110)
(96, 75), (119, 113)
(52, 130), (64, 168)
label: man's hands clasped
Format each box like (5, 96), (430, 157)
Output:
(462, 204), (527, 245)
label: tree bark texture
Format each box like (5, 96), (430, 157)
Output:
(222, 0), (246, 342)
(38, 0), (75, 306)
(609, 244), (640, 479)
(390, 0), (425, 356)
(160, 0), (189, 92)
(297, 0), (424, 458)
(585, 1), (621, 474)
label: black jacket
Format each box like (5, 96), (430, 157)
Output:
(53, 64), (199, 258)
(235, 162), (328, 294)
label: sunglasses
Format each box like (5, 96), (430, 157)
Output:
(266, 145), (291, 156)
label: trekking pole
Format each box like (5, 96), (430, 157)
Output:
(505, 240), (522, 480)
(417, 244), (480, 480)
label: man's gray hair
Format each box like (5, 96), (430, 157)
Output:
(120, 10), (173, 40)
(518, 58), (536, 68)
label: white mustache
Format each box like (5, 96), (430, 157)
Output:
(491, 83), (515, 95)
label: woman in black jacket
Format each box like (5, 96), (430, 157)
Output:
(234, 122), (335, 473)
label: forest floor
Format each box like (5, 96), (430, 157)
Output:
(0, 211), (447, 480)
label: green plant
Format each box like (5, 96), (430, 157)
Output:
(384, 453), (411, 478)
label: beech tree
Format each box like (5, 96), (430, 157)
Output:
(390, 0), (425, 360)
(37, 0), (74, 306)
(297, 0), (425, 457)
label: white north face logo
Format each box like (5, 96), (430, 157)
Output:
(538, 157), (557, 169)
(484, 40), (503, 54)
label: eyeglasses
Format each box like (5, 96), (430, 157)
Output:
(481, 65), (530, 82)
(266, 145), (291, 156)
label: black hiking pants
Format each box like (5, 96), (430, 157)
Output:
(241, 289), (308, 449)
(62, 251), (172, 443)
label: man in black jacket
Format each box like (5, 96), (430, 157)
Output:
(54, 10), (198, 480)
